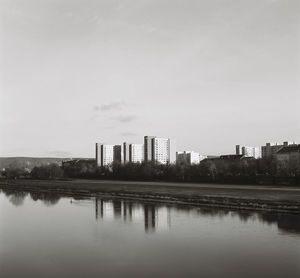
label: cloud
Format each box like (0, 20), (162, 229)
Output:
(99, 101), (126, 111)
(91, 101), (127, 121)
(115, 115), (136, 123)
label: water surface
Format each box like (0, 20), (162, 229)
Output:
(0, 189), (299, 278)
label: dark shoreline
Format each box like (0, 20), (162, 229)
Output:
(1, 179), (300, 214)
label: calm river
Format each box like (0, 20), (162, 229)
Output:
(0, 189), (299, 278)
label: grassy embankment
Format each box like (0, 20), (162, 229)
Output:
(1, 179), (300, 214)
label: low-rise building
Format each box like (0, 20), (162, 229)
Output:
(261, 141), (297, 159)
(276, 145), (300, 175)
(220, 154), (244, 160)
(219, 154), (256, 161)
(176, 151), (207, 165)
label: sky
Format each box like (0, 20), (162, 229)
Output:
(0, 0), (299, 157)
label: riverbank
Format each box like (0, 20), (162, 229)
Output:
(1, 179), (300, 213)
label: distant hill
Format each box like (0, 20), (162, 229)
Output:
(0, 157), (83, 170)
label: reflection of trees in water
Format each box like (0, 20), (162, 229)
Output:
(232, 211), (300, 234)
(10, 192), (27, 206)
(93, 197), (300, 235)
(30, 191), (40, 202)
(2, 188), (299, 235)
(1, 188), (28, 206)
(278, 215), (300, 234)
(29, 191), (61, 206)
(196, 207), (230, 219)
(0, 188), (60, 205)
(257, 213), (279, 225)
(236, 211), (256, 223)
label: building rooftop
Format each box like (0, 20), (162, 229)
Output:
(276, 145), (300, 154)
(220, 155), (244, 160)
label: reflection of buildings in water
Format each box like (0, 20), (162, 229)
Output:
(113, 200), (122, 218)
(95, 199), (114, 220)
(95, 198), (104, 219)
(144, 205), (171, 233)
(95, 198), (98, 219)
(131, 204), (144, 221)
(157, 207), (171, 231)
(123, 201), (133, 221)
(144, 204), (156, 233)
(95, 199), (132, 221)
(94, 199), (171, 233)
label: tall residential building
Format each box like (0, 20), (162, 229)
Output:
(129, 144), (144, 163)
(235, 145), (261, 159)
(152, 137), (170, 164)
(122, 142), (144, 163)
(261, 141), (297, 159)
(176, 151), (207, 165)
(122, 142), (130, 164)
(95, 143), (114, 166)
(113, 145), (122, 163)
(144, 136), (156, 162)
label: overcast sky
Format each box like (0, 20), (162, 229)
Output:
(0, 0), (299, 157)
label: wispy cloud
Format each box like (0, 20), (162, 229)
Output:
(91, 101), (127, 121)
(115, 115), (136, 123)
(98, 101), (126, 111)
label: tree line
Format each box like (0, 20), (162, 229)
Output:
(1, 158), (299, 185)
